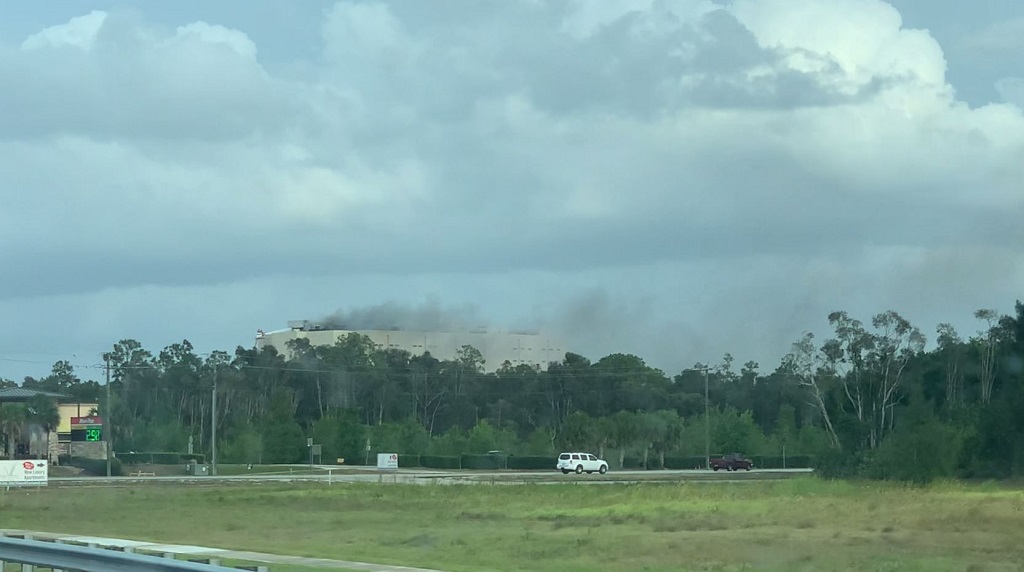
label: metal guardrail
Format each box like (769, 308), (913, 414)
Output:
(0, 536), (267, 571)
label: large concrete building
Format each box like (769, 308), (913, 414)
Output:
(256, 320), (565, 372)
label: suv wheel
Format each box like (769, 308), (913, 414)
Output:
(561, 469), (570, 474)
(599, 465), (608, 475)
(575, 465), (583, 475)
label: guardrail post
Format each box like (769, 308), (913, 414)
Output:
(22, 564), (35, 571)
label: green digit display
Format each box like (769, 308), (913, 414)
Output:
(85, 427), (102, 441)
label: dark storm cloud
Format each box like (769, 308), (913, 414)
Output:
(0, 0), (1023, 383)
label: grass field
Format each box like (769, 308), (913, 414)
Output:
(2, 478), (1023, 572)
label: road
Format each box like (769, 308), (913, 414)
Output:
(44, 467), (812, 487)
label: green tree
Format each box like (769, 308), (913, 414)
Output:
(260, 390), (305, 463)
(0, 404), (26, 458)
(864, 392), (964, 483)
(609, 410), (641, 469)
(313, 410), (367, 463)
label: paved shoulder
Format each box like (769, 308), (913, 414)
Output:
(0, 529), (446, 572)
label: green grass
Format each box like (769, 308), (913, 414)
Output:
(2, 477), (1023, 572)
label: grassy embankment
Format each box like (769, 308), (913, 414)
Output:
(2, 478), (1023, 572)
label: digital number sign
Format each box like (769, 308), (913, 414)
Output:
(70, 416), (104, 442)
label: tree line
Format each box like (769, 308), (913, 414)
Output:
(2, 301), (1022, 482)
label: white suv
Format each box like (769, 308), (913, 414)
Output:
(557, 452), (609, 475)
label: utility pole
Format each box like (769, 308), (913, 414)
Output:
(704, 367), (710, 471)
(104, 353), (111, 478)
(211, 365), (218, 476)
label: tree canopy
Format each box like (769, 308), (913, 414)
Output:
(4, 301), (1023, 482)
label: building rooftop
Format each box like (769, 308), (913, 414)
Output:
(0, 387), (70, 401)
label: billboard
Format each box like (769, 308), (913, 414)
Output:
(0, 460), (49, 486)
(376, 453), (398, 470)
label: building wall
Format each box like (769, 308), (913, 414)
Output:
(57, 403), (99, 434)
(257, 328), (565, 372)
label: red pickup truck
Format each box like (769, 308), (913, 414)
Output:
(710, 453), (753, 471)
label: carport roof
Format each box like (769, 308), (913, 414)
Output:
(0, 387), (70, 401)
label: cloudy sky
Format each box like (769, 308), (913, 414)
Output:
(2, 0), (1022, 381)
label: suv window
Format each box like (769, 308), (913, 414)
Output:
(559, 454), (571, 460)
(588, 455), (597, 461)
(571, 454), (580, 460)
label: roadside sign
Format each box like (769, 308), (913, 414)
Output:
(0, 460), (48, 487)
(70, 416), (104, 442)
(376, 453), (398, 470)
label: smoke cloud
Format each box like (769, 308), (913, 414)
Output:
(321, 298), (492, 333)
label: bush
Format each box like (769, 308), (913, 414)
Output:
(664, 456), (707, 470)
(68, 457), (123, 476)
(398, 454), (421, 468)
(815, 448), (864, 479)
(421, 455), (461, 469)
(460, 454), (502, 470)
(507, 456), (554, 470)
(622, 456), (649, 470)
(749, 455), (814, 469)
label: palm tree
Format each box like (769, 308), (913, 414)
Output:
(26, 395), (60, 462)
(0, 404), (27, 458)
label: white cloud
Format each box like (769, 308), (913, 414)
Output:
(21, 10), (107, 51)
(1, 1), (1023, 377)
(173, 22), (257, 59)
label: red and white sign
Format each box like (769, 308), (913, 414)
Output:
(0, 459), (48, 486)
(71, 416), (103, 426)
(376, 453), (399, 470)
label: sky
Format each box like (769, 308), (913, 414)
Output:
(1, 0), (1022, 382)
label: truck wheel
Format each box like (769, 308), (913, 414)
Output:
(712, 466), (719, 471)
(575, 465), (583, 474)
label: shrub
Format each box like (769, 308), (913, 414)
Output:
(664, 456), (707, 470)
(421, 455), (461, 469)
(398, 455), (421, 468)
(622, 456), (649, 470)
(460, 454), (502, 470)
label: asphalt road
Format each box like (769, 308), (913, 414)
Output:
(43, 467), (812, 487)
